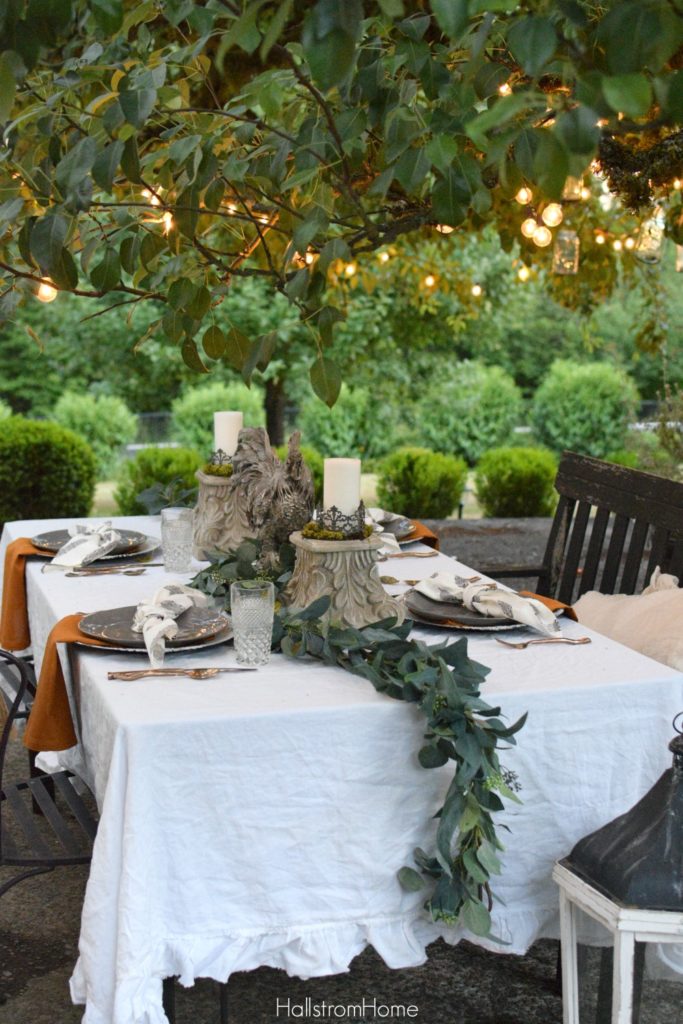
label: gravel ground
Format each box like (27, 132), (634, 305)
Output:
(2, 519), (681, 1024)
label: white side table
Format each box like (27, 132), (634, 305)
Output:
(553, 861), (683, 1024)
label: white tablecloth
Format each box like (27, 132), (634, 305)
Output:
(2, 517), (682, 1024)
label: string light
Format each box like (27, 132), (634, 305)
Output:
(515, 187), (533, 205)
(471, 283), (482, 297)
(673, 179), (682, 190)
(141, 188), (161, 207)
(258, 215), (269, 225)
(304, 251), (316, 265)
(612, 238), (623, 252)
(162, 211), (173, 234)
(517, 266), (530, 282)
(424, 274), (436, 287)
(596, 232), (606, 244)
(541, 203), (563, 227)
(625, 237), (635, 250)
(521, 217), (538, 239)
(580, 186), (592, 201)
(378, 251), (390, 263)
(226, 202), (237, 214)
(435, 224), (454, 234)
(36, 279), (57, 303)
(344, 262), (357, 277)
(498, 82), (512, 96)
(532, 224), (553, 247)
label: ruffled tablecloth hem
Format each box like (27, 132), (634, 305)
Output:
(69, 906), (568, 1024)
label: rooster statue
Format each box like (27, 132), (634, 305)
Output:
(231, 428), (314, 562)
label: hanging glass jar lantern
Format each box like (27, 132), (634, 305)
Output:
(552, 230), (580, 274)
(635, 214), (665, 264)
(562, 176), (583, 201)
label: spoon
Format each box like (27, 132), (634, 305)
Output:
(67, 567), (147, 577)
(108, 667), (257, 680)
(378, 551), (439, 561)
(495, 636), (592, 650)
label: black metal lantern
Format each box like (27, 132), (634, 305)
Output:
(563, 714), (683, 911)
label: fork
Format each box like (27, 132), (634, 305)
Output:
(495, 636), (592, 650)
(66, 567), (148, 577)
(378, 551), (439, 561)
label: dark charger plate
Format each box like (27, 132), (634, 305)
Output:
(404, 590), (516, 629)
(32, 528), (147, 556)
(78, 605), (230, 649)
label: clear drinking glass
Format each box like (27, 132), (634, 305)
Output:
(161, 507), (194, 573)
(230, 581), (275, 666)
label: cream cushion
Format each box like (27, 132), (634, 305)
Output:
(574, 568), (683, 671)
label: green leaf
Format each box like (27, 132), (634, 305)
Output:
(55, 137), (97, 193)
(310, 355), (342, 407)
(119, 233), (141, 274)
(168, 278), (196, 310)
(140, 231), (165, 268)
(317, 305), (345, 346)
(202, 325), (226, 360)
(224, 324), (251, 371)
(260, 0), (293, 60)
(30, 212), (68, 274)
(186, 284), (210, 319)
(394, 147), (431, 191)
(465, 93), (531, 150)
(0, 51), (17, 123)
(301, 0), (362, 92)
(532, 131), (569, 199)
(121, 136), (141, 183)
(181, 338), (210, 374)
(50, 248), (78, 291)
(598, 0), (682, 75)
(318, 237), (352, 276)
(425, 134), (459, 174)
(0, 197), (23, 224)
(204, 179), (225, 212)
(430, 174), (467, 228)
(430, 0), (468, 39)
(398, 866), (425, 892)
(92, 140), (124, 192)
(90, 247), (121, 292)
(418, 743), (449, 769)
(119, 88), (156, 128)
(507, 16), (557, 78)
(555, 107), (600, 156)
(602, 74), (653, 118)
(460, 898), (491, 937)
(91, 0), (124, 34)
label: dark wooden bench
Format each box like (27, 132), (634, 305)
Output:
(488, 450), (683, 604)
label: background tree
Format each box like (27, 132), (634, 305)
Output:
(0, 0), (681, 407)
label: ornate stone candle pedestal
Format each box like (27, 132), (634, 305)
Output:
(286, 531), (404, 629)
(192, 468), (251, 560)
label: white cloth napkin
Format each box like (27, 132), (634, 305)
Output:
(366, 507), (409, 555)
(415, 573), (562, 636)
(51, 521), (121, 567)
(132, 584), (210, 667)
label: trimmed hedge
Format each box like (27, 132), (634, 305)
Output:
(275, 443), (324, 503)
(171, 381), (265, 455)
(0, 416), (96, 526)
(413, 362), (523, 465)
(52, 391), (137, 478)
(531, 360), (639, 457)
(297, 384), (401, 460)
(474, 446), (558, 518)
(377, 447), (467, 519)
(115, 447), (202, 515)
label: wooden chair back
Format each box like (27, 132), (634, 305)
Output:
(538, 451), (683, 604)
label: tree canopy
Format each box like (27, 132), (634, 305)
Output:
(0, 0), (682, 404)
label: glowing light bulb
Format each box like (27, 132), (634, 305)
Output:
(517, 266), (530, 282)
(625, 237), (635, 250)
(36, 279), (57, 303)
(596, 232), (606, 245)
(542, 203), (563, 227)
(498, 82), (512, 97)
(226, 202), (237, 215)
(532, 224), (553, 247)
(378, 251), (390, 263)
(515, 187), (533, 205)
(674, 179), (682, 190)
(259, 215), (269, 225)
(471, 283), (482, 297)
(344, 262), (357, 277)
(142, 188), (161, 207)
(612, 238), (623, 251)
(424, 274), (436, 287)
(521, 217), (538, 239)
(162, 211), (173, 234)
(435, 223), (454, 234)
(304, 251), (316, 265)
(580, 186), (591, 201)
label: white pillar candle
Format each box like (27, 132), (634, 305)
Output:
(323, 458), (361, 515)
(213, 411), (243, 456)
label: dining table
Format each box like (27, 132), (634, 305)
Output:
(1, 514), (682, 1024)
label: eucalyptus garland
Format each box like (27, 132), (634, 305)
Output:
(192, 541), (526, 938)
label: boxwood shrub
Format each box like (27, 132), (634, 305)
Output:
(52, 391), (137, 478)
(377, 447), (467, 519)
(171, 381), (265, 455)
(115, 447), (203, 515)
(0, 416), (96, 527)
(474, 446), (558, 518)
(531, 360), (639, 457)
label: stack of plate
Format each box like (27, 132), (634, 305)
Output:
(404, 590), (517, 631)
(77, 605), (232, 654)
(32, 529), (159, 562)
